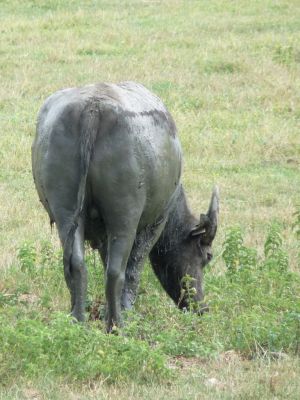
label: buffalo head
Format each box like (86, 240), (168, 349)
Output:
(150, 186), (219, 314)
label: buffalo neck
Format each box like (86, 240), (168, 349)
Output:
(149, 185), (196, 303)
(153, 185), (195, 254)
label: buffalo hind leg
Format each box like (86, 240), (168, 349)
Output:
(105, 232), (137, 332)
(62, 217), (87, 322)
(121, 221), (166, 310)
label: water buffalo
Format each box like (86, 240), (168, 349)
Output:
(32, 81), (219, 331)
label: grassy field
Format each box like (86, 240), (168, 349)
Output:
(0, 0), (300, 398)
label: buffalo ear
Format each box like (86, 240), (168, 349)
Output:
(190, 186), (219, 245)
(190, 214), (210, 237)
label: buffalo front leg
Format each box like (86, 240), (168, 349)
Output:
(121, 221), (166, 310)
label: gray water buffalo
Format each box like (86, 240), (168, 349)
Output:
(32, 81), (219, 331)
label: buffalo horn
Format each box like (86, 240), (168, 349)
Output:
(203, 185), (219, 244)
(190, 186), (219, 244)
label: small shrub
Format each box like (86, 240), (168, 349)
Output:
(263, 223), (288, 272)
(222, 227), (257, 274)
(17, 242), (37, 275)
(40, 240), (56, 268)
(179, 274), (198, 312)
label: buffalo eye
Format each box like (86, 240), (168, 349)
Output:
(207, 252), (213, 262)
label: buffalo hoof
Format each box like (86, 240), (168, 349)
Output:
(198, 303), (209, 315)
(121, 290), (135, 311)
(71, 311), (85, 323)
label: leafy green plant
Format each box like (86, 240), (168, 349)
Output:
(17, 242), (37, 275)
(263, 222), (288, 272)
(222, 227), (257, 274)
(39, 240), (56, 268)
(179, 274), (197, 311)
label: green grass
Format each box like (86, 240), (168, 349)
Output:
(1, 225), (300, 397)
(0, 0), (300, 398)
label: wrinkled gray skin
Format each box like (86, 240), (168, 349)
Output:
(32, 81), (219, 332)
